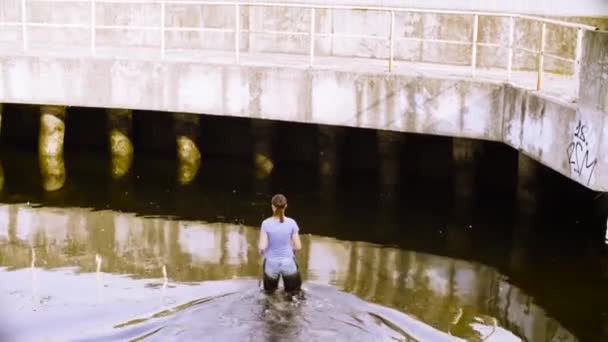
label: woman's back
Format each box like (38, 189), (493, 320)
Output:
(261, 216), (298, 259)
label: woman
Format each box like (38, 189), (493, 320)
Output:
(258, 194), (302, 294)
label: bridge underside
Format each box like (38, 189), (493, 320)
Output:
(0, 30), (606, 191)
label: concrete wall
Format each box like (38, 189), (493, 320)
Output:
(501, 31), (608, 191)
(0, 5), (606, 191)
(0, 56), (505, 140)
(0, 1), (595, 74)
(576, 30), (608, 189)
(0, 50), (605, 190)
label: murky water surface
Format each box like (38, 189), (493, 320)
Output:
(0, 145), (606, 341)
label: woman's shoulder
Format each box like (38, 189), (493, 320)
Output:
(262, 216), (297, 226)
(284, 216), (298, 225)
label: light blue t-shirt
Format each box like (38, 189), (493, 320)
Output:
(261, 216), (299, 259)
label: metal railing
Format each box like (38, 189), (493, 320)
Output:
(0, 0), (598, 91)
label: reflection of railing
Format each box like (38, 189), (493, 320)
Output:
(0, 0), (597, 92)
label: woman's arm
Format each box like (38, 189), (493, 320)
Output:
(258, 229), (268, 255)
(291, 230), (302, 251)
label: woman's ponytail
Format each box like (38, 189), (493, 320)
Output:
(271, 194), (287, 223)
(276, 208), (285, 223)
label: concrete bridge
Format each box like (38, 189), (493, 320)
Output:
(0, 0), (607, 191)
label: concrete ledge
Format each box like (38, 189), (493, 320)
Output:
(0, 55), (506, 140)
(0, 43), (605, 190)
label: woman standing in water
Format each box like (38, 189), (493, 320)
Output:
(258, 194), (302, 294)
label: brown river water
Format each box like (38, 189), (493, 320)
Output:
(0, 121), (606, 341)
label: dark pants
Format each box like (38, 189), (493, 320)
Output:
(262, 258), (302, 294)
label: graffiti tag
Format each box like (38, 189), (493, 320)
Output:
(566, 120), (597, 186)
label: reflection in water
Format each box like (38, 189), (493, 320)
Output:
(307, 237), (351, 288)
(96, 253), (102, 304)
(39, 154), (66, 191)
(0, 204), (577, 341)
(30, 247), (38, 309)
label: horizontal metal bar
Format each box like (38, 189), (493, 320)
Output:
(514, 46), (537, 55)
(510, 46), (576, 63)
(476, 42), (502, 48)
(396, 37), (472, 45)
(315, 33), (473, 45)
(27, 22), (90, 29)
(517, 14), (596, 30)
(544, 53), (575, 63)
(17, 0), (599, 31)
(315, 32), (387, 40)
(0, 22), (21, 27)
(165, 27), (233, 33)
(0, 21), (483, 47)
(0, 24), (570, 57)
(241, 29), (309, 36)
(96, 24), (160, 31)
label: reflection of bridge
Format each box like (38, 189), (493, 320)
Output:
(0, 1), (607, 190)
(0, 203), (578, 341)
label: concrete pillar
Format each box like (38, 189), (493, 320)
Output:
(447, 138), (482, 256)
(251, 120), (274, 180)
(510, 153), (540, 274)
(377, 131), (404, 194)
(39, 154), (66, 192)
(109, 171), (135, 209)
(447, 204), (473, 257)
(319, 125), (339, 178)
(374, 131), (404, 232)
(38, 106), (66, 157)
(0, 160), (4, 192)
(174, 113), (201, 185)
(107, 108), (134, 180)
(251, 120), (274, 194)
(39, 106), (66, 192)
(452, 138), (482, 199)
(0, 103), (3, 138)
(517, 153), (540, 214)
(510, 212), (534, 275)
(318, 125), (340, 204)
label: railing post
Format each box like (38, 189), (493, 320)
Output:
(160, 1), (165, 59)
(90, 0), (96, 55)
(471, 14), (478, 76)
(506, 16), (514, 82)
(235, 4), (240, 63)
(21, 0), (27, 51)
(573, 28), (584, 92)
(309, 8), (315, 67)
(536, 23), (546, 91)
(389, 10), (394, 72)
